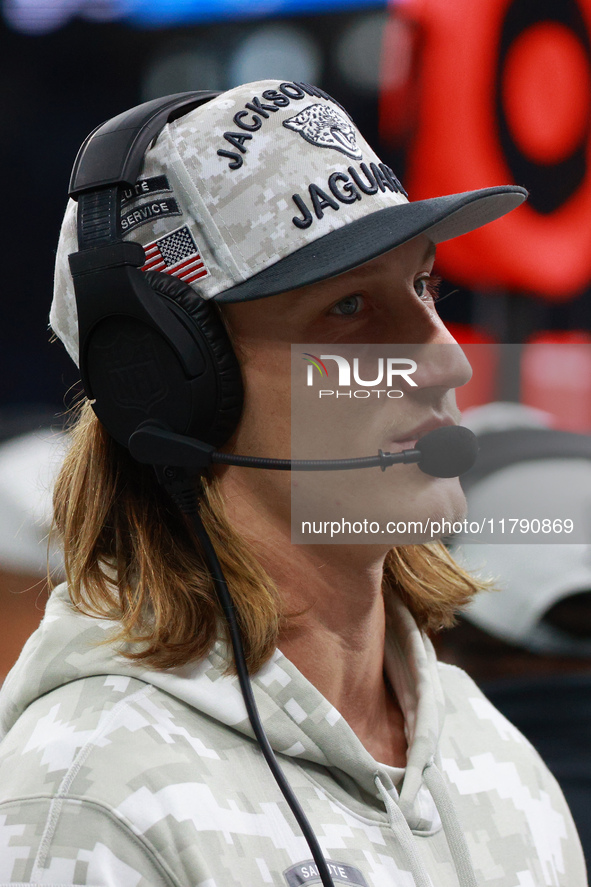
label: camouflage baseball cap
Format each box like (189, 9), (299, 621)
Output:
(51, 79), (527, 366)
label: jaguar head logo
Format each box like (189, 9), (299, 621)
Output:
(283, 104), (363, 161)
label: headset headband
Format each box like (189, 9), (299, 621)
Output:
(70, 91), (220, 196)
(69, 91), (220, 249)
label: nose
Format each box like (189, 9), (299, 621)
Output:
(409, 338), (473, 394)
(381, 302), (472, 394)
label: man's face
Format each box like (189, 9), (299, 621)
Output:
(219, 234), (472, 543)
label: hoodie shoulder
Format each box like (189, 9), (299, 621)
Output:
(0, 673), (242, 886)
(0, 675), (192, 885)
(436, 658), (560, 769)
(437, 660), (538, 748)
(0, 673), (227, 808)
(435, 660), (587, 886)
(0, 675), (158, 804)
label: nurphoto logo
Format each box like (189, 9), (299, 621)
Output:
(302, 352), (417, 398)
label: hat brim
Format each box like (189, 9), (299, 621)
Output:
(215, 185), (527, 303)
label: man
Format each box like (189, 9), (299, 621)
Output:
(0, 82), (584, 886)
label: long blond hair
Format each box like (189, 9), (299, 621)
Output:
(53, 400), (485, 673)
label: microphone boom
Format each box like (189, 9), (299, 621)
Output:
(129, 424), (478, 478)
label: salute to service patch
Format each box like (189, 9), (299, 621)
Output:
(120, 175), (181, 233)
(284, 860), (369, 886)
(120, 198), (181, 233)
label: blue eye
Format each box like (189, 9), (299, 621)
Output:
(414, 274), (441, 302)
(330, 295), (364, 316)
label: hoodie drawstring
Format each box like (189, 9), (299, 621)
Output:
(422, 763), (478, 887)
(376, 763), (479, 887)
(375, 775), (433, 887)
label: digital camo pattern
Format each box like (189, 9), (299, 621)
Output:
(0, 583), (586, 887)
(50, 80), (407, 367)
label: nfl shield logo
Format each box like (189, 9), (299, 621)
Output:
(102, 332), (168, 411)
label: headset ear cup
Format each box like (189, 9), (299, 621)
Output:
(143, 270), (243, 447)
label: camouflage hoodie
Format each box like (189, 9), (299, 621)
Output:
(0, 582), (586, 887)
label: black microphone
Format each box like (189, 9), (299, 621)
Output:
(129, 424), (478, 479)
(415, 424), (479, 477)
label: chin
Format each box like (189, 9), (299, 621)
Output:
(378, 475), (468, 545)
(291, 471), (468, 546)
(416, 474), (468, 520)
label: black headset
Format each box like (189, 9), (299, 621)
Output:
(68, 92), (342, 887)
(68, 91), (244, 453)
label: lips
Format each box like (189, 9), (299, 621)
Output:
(388, 416), (456, 450)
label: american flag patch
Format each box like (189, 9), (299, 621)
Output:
(141, 225), (208, 284)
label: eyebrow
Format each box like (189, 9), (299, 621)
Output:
(423, 241), (437, 263)
(290, 240), (438, 307)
